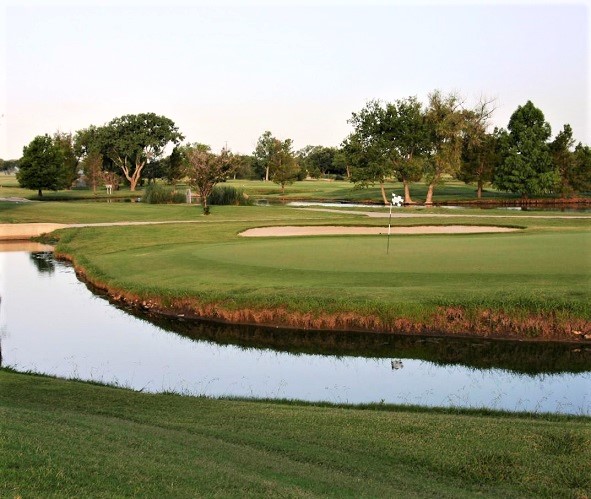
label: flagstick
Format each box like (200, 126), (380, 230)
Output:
(387, 200), (393, 254)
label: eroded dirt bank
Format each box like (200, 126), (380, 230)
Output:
(58, 252), (591, 344)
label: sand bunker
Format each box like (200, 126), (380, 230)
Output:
(240, 225), (521, 237)
(0, 223), (68, 240)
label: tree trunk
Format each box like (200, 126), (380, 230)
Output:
(201, 197), (210, 215)
(38, 189), (42, 197)
(425, 183), (435, 205)
(379, 182), (388, 205)
(403, 180), (413, 204)
(265, 166), (270, 182)
(477, 180), (483, 199)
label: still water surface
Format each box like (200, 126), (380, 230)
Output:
(1, 250), (589, 415)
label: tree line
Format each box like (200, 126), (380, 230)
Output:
(7, 90), (591, 209)
(344, 92), (591, 204)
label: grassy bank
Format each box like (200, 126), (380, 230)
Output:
(2, 198), (590, 339)
(1, 369), (589, 497)
(44, 205), (590, 340)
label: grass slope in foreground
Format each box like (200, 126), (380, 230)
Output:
(1, 370), (590, 498)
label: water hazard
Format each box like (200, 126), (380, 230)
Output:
(1, 249), (589, 415)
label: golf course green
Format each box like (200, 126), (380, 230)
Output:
(16, 202), (580, 341)
(1, 187), (591, 497)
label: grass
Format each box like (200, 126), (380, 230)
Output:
(44, 206), (590, 333)
(0, 173), (525, 204)
(2, 179), (590, 495)
(1, 369), (590, 498)
(229, 178), (521, 203)
(108, 230), (587, 313)
(2, 196), (589, 332)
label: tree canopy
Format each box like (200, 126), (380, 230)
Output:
(12, 95), (591, 203)
(494, 101), (557, 198)
(253, 131), (299, 192)
(95, 113), (183, 191)
(16, 135), (67, 196)
(344, 101), (393, 204)
(183, 144), (235, 214)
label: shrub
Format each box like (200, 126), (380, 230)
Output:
(208, 186), (252, 206)
(142, 184), (185, 204)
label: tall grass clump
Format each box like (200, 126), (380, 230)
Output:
(142, 184), (185, 204)
(208, 185), (252, 206)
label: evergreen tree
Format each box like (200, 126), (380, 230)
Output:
(494, 101), (558, 198)
(571, 143), (591, 194)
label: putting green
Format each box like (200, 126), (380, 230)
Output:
(183, 231), (589, 276)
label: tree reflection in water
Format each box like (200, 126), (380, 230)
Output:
(29, 252), (55, 274)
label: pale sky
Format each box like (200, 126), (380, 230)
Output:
(1, 0), (590, 159)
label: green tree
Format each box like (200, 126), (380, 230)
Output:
(457, 99), (498, 199)
(0, 159), (19, 173)
(75, 126), (109, 193)
(423, 90), (467, 205)
(549, 124), (583, 197)
(269, 138), (299, 194)
(98, 113), (183, 191)
(332, 149), (349, 178)
(570, 143), (591, 194)
(345, 101), (393, 204)
(381, 97), (431, 204)
(253, 131), (299, 191)
(164, 146), (185, 188)
(494, 101), (558, 198)
(16, 135), (66, 196)
(142, 159), (165, 185)
(231, 154), (256, 179)
(298, 146), (337, 178)
(184, 144), (235, 214)
(458, 131), (498, 198)
(53, 132), (79, 189)
(253, 131), (276, 181)
(81, 151), (104, 193)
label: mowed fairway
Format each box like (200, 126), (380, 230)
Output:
(57, 212), (591, 323)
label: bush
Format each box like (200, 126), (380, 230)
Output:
(142, 184), (185, 204)
(208, 186), (252, 206)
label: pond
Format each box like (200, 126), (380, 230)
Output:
(1, 249), (589, 415)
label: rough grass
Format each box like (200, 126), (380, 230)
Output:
(1, 369), (589, 498)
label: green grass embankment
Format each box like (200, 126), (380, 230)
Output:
(1, 369), (589, 498)
(37, 204), (590, 341)
(2, 197), (589, 338)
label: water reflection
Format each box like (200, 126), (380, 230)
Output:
(115, 305), (591, 376)
(0, 250), (589, 415)
(29, 252), (55, 274)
